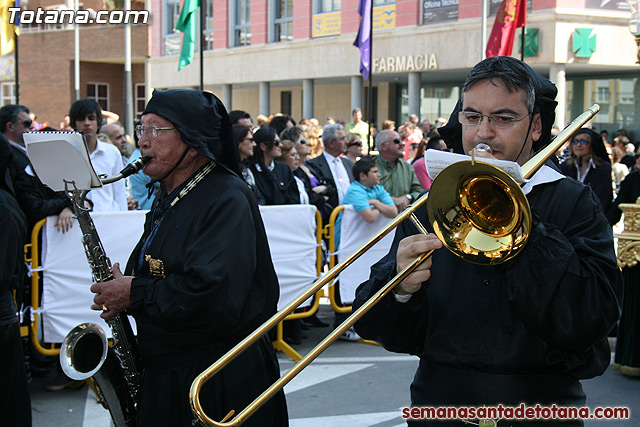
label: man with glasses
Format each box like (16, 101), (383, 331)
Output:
(374, 129), (423, 212)
(0, 104), (75, 232)
(354, 57), (622, 426)
(307, 123), (355, 219)
(91, 89), (288, 426)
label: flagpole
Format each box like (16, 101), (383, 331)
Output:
(520, 25), (525, 61)
(367, 0), (373, 153)
(13, 26), (18, 103)
(199, 0), (204, 91)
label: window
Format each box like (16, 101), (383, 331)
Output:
(234, 0), (251, 46)
(87, 83), (109, 111)
(274, 0), (293, 42)
(318, 0), (340, 13)
(280, 91), (292, 116)
(203, 0), (214, 50)
(0, 83), (16, 105)
(163, 0), (182, 56)
(135, 84), (146, 120)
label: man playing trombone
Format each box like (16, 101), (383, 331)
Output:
(354, 57), (622, 426)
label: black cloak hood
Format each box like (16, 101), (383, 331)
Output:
(439, 57), (558, 156)
(142, 89), (240, 176)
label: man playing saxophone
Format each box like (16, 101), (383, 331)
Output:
(90, 89), (288, 426)
(354, 57), (623, 426)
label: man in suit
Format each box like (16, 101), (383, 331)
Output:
(306, 123), (355, 219)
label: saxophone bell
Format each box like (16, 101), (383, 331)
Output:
(60, 322), (109, 380)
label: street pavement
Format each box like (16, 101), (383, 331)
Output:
(29, 303), (638, 426)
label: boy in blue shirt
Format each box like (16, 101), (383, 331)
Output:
(336, 156), (397, 248)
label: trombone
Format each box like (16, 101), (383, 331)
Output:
(190, 105), (600, 426)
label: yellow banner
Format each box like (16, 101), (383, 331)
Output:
(373, 5), (395, 30)
(312, 12), (341, 38)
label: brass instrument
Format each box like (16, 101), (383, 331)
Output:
(190, 106), (600, 427)
(59, 156), (150, 427)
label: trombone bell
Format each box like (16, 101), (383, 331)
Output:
(428, 161), (530, 265)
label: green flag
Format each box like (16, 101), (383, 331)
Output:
(176, 0), (199, 71)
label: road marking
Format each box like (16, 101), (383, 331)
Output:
(83, 387), (112, 426)
(283, 363), (373, 394)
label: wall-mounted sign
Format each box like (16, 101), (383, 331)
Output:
(373, 54), (438, 73)
(312, 12), (341, 38)
(519, 27), (539, 58)
(374, 5), (396, 30)
(423, 0), (458, 25)
(573, 28), (596, 58)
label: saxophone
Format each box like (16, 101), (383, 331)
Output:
(59, 157), (150, 427)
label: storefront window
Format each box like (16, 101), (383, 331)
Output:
(398, 84), (460, 125)
(567, 77), (639, 142)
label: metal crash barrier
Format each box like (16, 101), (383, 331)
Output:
(324, 205), (397, 319)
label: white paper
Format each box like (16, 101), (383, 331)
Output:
(24, 131), (102, 191)
(425, 149), (527, 184)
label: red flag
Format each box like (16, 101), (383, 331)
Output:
(486, 0), (527, 58)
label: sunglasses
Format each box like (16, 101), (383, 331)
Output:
(391, 138), (402, 145)
(20, 119), (32, 127)
(572, 138), (590, 145)
(348, 141), (363, 147)
(273, 140), (282, 147)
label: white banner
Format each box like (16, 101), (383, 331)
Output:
(41, 211), (147, 343)
(38, 206), (320, 342)
(259, 205), (319, 310)
(336, 206), (396, 305)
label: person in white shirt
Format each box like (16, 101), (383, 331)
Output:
(69, 99), (127, 212)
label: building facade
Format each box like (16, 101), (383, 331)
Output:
(0, 0), (149, 129)
(147, 0), (640, 140)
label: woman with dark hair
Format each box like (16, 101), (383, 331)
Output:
(232, 124), (265, 203)
(248, 127), (298, 205)
(560, 128), (613, 212)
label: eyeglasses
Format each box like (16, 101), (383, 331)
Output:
(20, 119), (33, 127)
(571, 138), (590, 145)
(458, 111), (531, 129)
(135, 124), (175, 139)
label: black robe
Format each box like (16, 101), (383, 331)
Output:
(354, 171), (622, 426)
(250, 160), (299, 205)
(0, 185), (31, 427)
(125, 165), (288, 427)
(559, 158), (613, 214)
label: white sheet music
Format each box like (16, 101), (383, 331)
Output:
(24, 131), (102, 191)
(425, 149), (527, 184)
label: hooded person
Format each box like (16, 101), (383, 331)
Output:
(0, 134), (31, 426)
(353, 56), (622, 426)
(90, 89), (289, 427)
(559, 127), (613, 212)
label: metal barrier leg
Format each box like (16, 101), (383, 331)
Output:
(271, 322), (302, 362)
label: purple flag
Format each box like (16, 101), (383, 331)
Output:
(353, 0), (371, 80)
